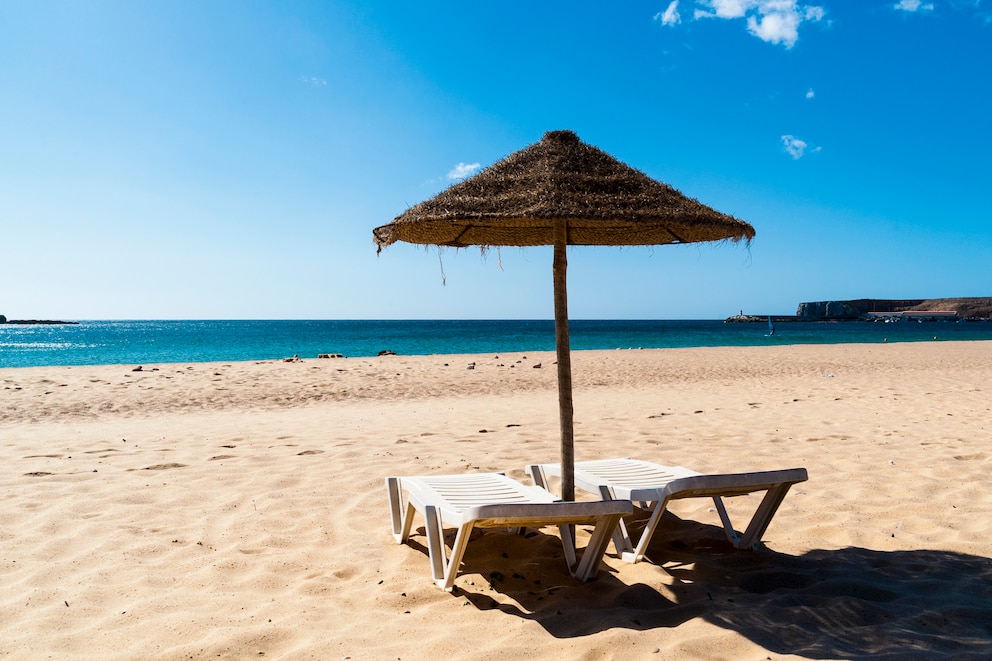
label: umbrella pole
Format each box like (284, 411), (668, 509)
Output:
(553, 218), (575, 503)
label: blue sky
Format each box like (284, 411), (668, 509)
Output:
(1, 1), (989, 320)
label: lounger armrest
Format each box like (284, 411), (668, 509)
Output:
(462, 500), (632, 528)
(638, 467), (808, 502)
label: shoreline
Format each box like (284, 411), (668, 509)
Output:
(3, 333), (992, 372)
(4, 341), (992, 422)
(6, 319), (992, 371)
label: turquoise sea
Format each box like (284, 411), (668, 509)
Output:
(2, 319), (992, 369)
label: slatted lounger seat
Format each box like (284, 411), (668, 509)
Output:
(526, 458), (808, 564)
(387, 473), (632, 591)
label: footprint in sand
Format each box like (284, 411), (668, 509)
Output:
(297, 449), (324, 455)
(128, 463), (187, 471)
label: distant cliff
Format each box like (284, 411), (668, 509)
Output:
(796, 298), (992, 320)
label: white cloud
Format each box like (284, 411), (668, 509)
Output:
(894, 0), (935, 11)
(448, 162), (481, 180)
(690, 1), (826, 48)
(781, 134), (808, 159)
(806, 88), (815, 98)
(655, 1), (682, 26)
(707, 0), (751, 18)
(747, 10), (801, 47)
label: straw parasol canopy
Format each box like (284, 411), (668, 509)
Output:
(374, 130), (754, 502)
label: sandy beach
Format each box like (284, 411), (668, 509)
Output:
(2, 341), (991, 660)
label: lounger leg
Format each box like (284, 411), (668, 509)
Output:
(599, 485), (634, 558)
(736, 483), (792, 549)
(557, 525), (578, 570)
(527, 466), (579, 564)
(423, 506), (475, 592)
(387, 477), (410, 543)
(623, 498), (668, 564)
(525, 464), (551, 491)
(423, 505), (448, 586)
(711, 483), (794, 549)
(573, 513), (624, 581)
(441, 522), (475, 592)
(712, 496), (743, 546)
(400, 501), (416, 542)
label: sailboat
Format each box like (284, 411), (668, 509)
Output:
(766, 316), (775, 336)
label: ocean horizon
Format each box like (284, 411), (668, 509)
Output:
(3, 318), (992, 369)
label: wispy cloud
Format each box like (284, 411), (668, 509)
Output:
(781, 134), (822, 159)
(894, 0), (935, 11)
(302, 76), (327, 86)
(695, 0), (750, 19)
(806, 88), (815, 99)
(655, 1), (682, 26)
(447, 162), (481, 180)
(686, 1), (827, 48)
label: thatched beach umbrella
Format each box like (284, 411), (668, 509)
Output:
(374, 130), (754, 502)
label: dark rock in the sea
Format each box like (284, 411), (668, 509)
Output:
(0, 317), (79, 325)
(724, 314), (799, 323)
(378, 350), (397, 356)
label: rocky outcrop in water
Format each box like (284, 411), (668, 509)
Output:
(0, 315), (78, 325)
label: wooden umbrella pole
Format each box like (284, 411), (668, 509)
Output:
(553, 218), (575, 502)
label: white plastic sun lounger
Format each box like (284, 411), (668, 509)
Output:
(387, 473), (631, 591)
(526, 458), (807, 564)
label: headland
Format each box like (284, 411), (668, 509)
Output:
(726, 297), (992, 322)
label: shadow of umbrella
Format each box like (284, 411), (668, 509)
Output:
(695, 544), (992, 660)
(447, 516), (992, 659)
(374, 130), (754, 501)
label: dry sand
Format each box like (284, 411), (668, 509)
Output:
(2, 341), (991, 660)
